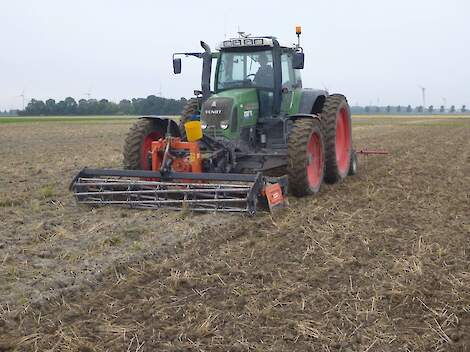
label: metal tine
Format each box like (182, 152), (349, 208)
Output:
(77, 198), (248, 204)
(76, 197), (249, 212)
(75, 188), (251, 196)
(73, 175), (258, 213)
(76, 178), (251, 189)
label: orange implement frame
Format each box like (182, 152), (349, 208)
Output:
(151, 138), (202, 173)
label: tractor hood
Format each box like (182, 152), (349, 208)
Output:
(201, 88), (258, 139)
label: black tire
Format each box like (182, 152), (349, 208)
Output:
(179, 98), (200, 140)
(321, 94), (352, 184)
(348, 150), (358, 176)
(122, 118), (166, 170)
(287, 119), (325, 197)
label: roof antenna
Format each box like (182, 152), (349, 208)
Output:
(237, 25), (251, 38)
(223, 13), (227, 38)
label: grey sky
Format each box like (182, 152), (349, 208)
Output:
(1, 0), (469, 110)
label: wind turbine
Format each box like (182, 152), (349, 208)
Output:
(418, 85), (426, 110)
(18, 89), (25, 110)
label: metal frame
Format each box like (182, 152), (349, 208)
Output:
(70, 168), (266, 214)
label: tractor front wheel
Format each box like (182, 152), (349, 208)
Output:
(123, 119), (165, 170)
(321, 94), (352, 183)
(179, 98), (200, 140)
(287, 119), (325, 196)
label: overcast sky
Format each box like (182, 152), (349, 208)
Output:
(1, 0), (469, 110)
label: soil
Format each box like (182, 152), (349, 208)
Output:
(0, 116), (469, 351)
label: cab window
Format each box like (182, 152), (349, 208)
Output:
(281, 52), (295, 89)
(216, 50), (274, 91)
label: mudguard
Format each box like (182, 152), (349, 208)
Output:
(298, 89), (328, 115)
(140, 115), (181, 137)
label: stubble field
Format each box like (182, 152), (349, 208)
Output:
(0, 115), (469, 351)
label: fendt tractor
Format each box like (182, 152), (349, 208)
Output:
(71, 27), (358, 214)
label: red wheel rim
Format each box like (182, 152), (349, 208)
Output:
(140, 131), (162, 170)
(306, 130), (323, 189)
(335, 106), (351, 175)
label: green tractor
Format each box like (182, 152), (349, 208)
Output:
(71, 28), (357, 214)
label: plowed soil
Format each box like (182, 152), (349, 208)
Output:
(0, 116), (469, 351)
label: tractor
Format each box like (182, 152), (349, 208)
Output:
(71, 27), (357, 214)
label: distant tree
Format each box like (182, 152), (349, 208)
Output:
(439, 105), (445, 113)
(416, 106), (423, 113)
(450, 105), (455, 113)
(375, 106), (380, 113)
(87, 99), (100, 114)
(386, 105), (391, 113)
(396, 105), (401, 113)
(406, 105), (412, 113)
(143, 95), (161, 115)
(119, 99), (133, 115)
(364, 106), (370, 113)
(461, 105), (466, 113)
(55, 100), (67, 115)
(45, 99), (56, 115)
(64, 97), (78, 115)
(132, 98), (146, 115)
(428, 105), (434, 114)
(77, 99), (89, 115)
(97, 99), (118, 115)
(23, 99), (46, 115)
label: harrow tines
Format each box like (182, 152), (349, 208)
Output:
(71, 169), (263, 214)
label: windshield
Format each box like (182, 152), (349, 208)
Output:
(216, 50), (274, 91)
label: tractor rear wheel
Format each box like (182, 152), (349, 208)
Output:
(321, 94), (352, 183)
(123, 118), (165, 170)
(179, 98), (200, 140)
(287, 119), (325, 196)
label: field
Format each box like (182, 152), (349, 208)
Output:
(0, 115), (469, 351)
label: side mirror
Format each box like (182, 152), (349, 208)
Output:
(173, 58), (182, 74)
(293, 52), (304, 69)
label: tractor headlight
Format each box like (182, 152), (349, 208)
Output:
(220, 120), (229, 129)
(201, 121), (208, 129)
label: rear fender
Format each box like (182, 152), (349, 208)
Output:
(286, 113), (321, 122)
(141, 116), (181, 137)
(298, 89), (328, 115)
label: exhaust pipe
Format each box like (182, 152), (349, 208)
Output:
(200, 41), (212, 101)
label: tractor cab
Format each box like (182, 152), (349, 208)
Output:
(215, 37), (304, 118)
(173, 33), (306, 145)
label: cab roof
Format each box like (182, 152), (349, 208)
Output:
(217, 36), (295, 51)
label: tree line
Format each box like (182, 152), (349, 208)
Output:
(18, 95), (189, 116)
(0, 110), (18, 116)
(4, 99), (469, 117)
(351, 104), (467, 114)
